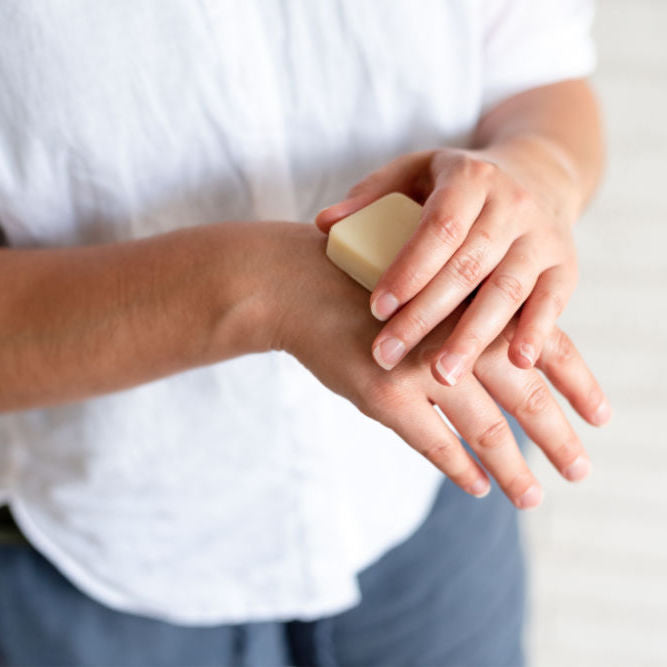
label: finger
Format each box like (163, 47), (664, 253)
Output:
(475, 333), (591, 484)
(382, 395), (491, 498)
(368, 182), (488, 320)
(429, 372), (542, 509)
(371, 200), (513, 371)
(537, 327), (612, 426)
(432, 238), (540, 385)
(508, 265), (576, 369)
(315, 152), (432, 233)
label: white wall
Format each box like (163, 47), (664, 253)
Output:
(525, 2), (667, 665)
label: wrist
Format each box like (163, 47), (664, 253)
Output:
(476, 134), (584, 226)
(180, 221), (286, 365)
(201, 221), (325, 361)
(257, 222), (331, 355)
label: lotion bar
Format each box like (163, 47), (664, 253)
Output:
(325, 192), (422, 291)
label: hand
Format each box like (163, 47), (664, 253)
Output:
(263, 223), (610, 509)
(316, 144), (582, 386)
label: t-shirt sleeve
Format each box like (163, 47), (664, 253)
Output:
(481, 0), (596, 111)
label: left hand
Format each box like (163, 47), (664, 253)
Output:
(316, 145), (581, 386)
(265, 224), (611, 507)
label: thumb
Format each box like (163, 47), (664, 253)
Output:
(315, 151), (432, 233)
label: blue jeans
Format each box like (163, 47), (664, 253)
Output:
(0, 456), (525, 666)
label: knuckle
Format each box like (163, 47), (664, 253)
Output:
(450, 153), (474, 175)
(400, 308), (433, 341)
(553, 435), (582, 465)
(477, 227), (493, 243)
(491, 273), (525, 305)
(357, 376), (402, 418)
(389, 262), (428, 298)
(449, 250), (483, 288)
(477, 419), (511, 452)
(461, 328), (484, 351)
(552, 329), (576, 364)
(454, 154), (496, 180)
(535, 287), (565, 317)
(518, 380), (550, 416)
(422, 438), (459, 469)
(511, 246), (538, 272)
(471, 158), (497, 180)
(516, 325), (541, 348)
(550, 291), (565, 316)
(366, 379), (398, 409)
(510, 185), (534, 213)
(427, 213), (463, 246)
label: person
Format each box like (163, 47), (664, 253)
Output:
(0, 1), (610, 665)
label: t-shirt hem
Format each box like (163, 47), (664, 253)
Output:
(8, 496), (365, 626)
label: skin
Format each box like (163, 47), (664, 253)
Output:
(0, 223), (607, 508)
(316, 80), (607, 390)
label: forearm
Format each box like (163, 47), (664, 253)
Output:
(472, 79), (604, 219)
(0, 222), (274, 412)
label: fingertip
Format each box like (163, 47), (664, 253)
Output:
(315, 201), (353, 231)
(315, 194), (373, 232)
(563, 455), (591, 482)
(372, 335), (406, 371)
(508, 345), (534, 369)
(314, 207), (338, 233)
(590, 398), (612, 426)
(517, 341), (537, 366)
(467, 477), (492, 498)
(370, 291), (399, 321)
(514, 484), (543, 510)
(433, 352), (466, 387)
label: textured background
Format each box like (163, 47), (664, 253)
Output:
(525, 1), (667, 665)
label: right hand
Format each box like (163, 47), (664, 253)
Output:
(260, 223), (610, 509)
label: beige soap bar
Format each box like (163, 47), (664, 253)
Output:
(325, 192), (422, 291)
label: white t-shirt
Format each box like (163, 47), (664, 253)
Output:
(0, 0), (595, 625)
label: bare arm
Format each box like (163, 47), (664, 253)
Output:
(0, 219), (607, 507)
(0, 222), (274, 411)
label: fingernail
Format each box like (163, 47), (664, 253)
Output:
(518, 343), (536, 366)
(591, 399), (612, 426)
(515, 485), (543, 510)
(564, 456), (591, 482)
(371, 292), (399, 321)
(372, 336), (406, 370)
(469, 478), (491, 498)
(435, 352), (465, 386)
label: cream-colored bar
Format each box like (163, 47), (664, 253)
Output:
(325, 192), (422, 291)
